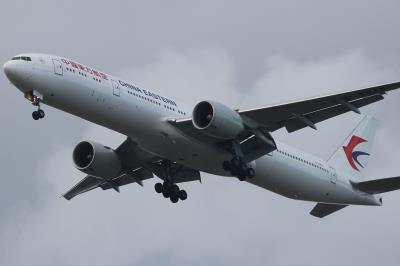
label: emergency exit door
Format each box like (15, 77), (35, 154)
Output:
(52, 59), (63, 76)
(111, 80), (120, 97)
(329, 166), (337, 184)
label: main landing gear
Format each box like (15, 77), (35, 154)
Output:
(223, 157), (255, 181)
(222, 141), (255, 181)
(154, 160), (188, 203)
(154, 182), (187, 203)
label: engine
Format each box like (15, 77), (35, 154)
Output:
(192, 101), (245, 139)
(73, 141), (122, 179)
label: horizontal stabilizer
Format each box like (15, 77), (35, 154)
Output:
(310, 203), (348, 218)
(352, 176), (400, 194)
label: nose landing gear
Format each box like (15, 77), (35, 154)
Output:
(25, 91), (45, 120)
(32, 109), (45, 120)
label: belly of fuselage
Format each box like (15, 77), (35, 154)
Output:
(38, 73), (231, 176)
(248, 152), (379, 205)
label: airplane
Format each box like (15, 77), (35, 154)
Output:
(4, 53), (400, 218)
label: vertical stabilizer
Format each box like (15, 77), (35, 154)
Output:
(327, 115), (378, 180)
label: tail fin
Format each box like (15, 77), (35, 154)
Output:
(328, 115), (378, 180)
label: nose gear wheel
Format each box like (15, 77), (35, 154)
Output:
(32, 109), (45, 120)
(26, 91), (45, 120)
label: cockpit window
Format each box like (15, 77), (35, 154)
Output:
(11, 56), (31, 61)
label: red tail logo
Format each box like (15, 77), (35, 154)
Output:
(343, 136), (370, 171)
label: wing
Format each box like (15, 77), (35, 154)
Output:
(63, 175), (103, 200)
(63, 138), (159, 200)
(310, 203), (348, 218)
(63, 137), (202, 200)
(168, 119), (277, 163)
(63, 168), (153, 200)
(238, 81), (400, 133)
(115, 138), (201, 183)
(169, 82), (400, 161)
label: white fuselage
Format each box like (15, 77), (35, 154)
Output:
(3, 53), (381, 206)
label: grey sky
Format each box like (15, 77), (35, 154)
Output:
(1, 1), (400, 265)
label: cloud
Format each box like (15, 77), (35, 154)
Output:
(248, 49), (395, 106)
(2, 47), (400, 266)
(119, 47), (239, 107)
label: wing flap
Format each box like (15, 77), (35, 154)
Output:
(284, 94), (383, 132)
(100, 168), (153, 190)
(310, 203), (348, 218)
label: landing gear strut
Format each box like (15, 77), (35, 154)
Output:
(222, 141), (255, 181)
(154, 160), (188, 203)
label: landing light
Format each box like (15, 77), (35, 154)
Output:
(24, 91), (34, 102)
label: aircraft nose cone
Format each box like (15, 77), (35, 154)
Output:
(3, 60), (24, 83)
(3, 60), (34, 92)
(3, 61), (14, 79)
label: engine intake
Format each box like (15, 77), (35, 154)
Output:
(73, 141), (122, 179)
(192, 101), (245, 139)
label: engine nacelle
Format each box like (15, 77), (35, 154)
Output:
(73, 141), (122, 179)
(192, 101), (245, 139)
